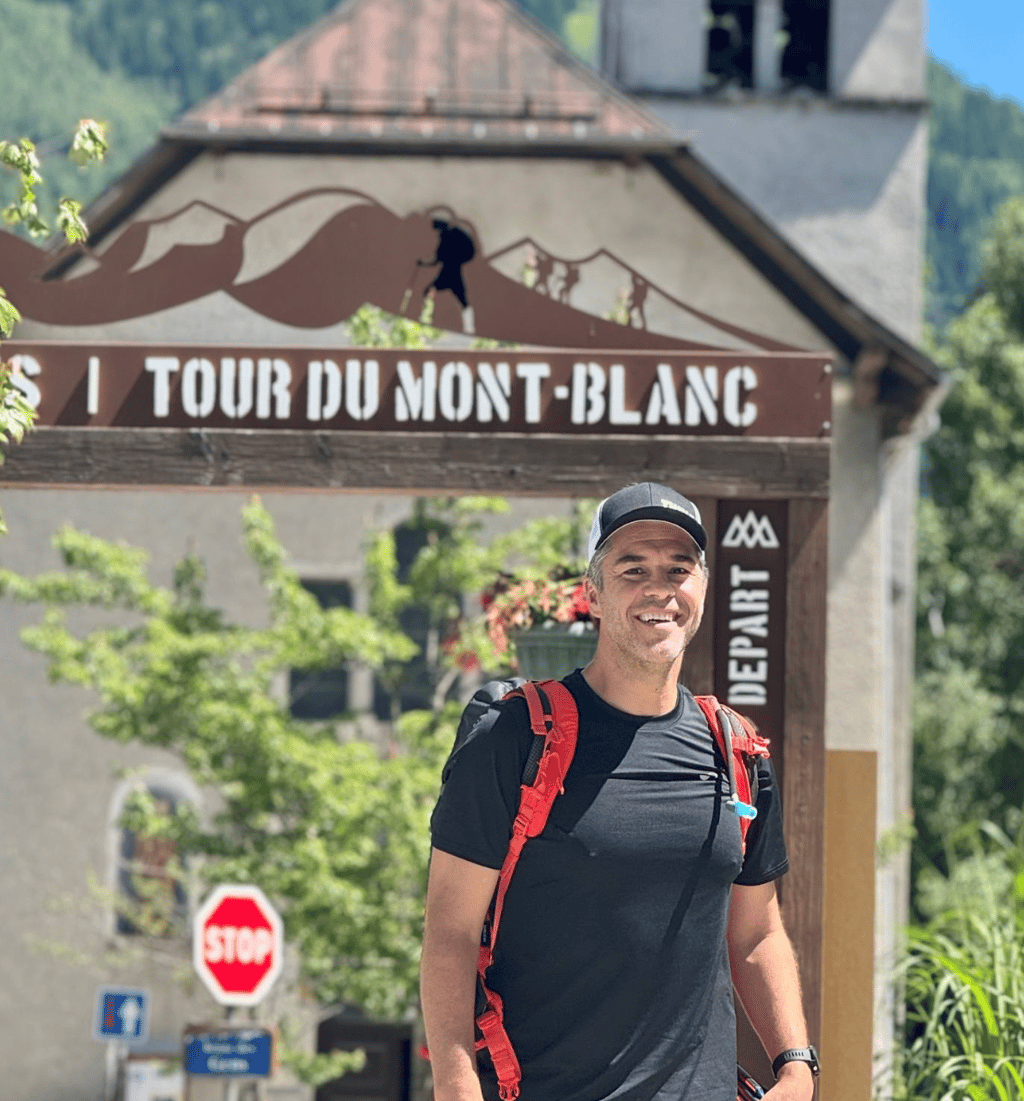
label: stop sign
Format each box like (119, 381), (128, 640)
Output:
(193, 885), (283, 1006)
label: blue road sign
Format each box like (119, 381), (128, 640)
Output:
(93, 987), (150, 1042)
(184, 1029), (273, 1076)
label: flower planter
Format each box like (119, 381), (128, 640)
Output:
(509, 624), (598, 681)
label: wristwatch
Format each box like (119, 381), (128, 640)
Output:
(772, 1045), (820, 1079)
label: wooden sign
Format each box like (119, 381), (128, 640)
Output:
(713, 499), (789, 745)
(6, 343), (831, 439)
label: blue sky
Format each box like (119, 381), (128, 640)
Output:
(928, 0), (1024, 107)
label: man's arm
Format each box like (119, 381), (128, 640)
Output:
(421, 848), (500, 1101)
(728, 881), (815, 1100)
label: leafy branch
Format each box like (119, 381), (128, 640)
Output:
(0, 118), (108, 532)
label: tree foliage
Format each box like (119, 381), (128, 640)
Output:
(0, 484), (590, 1018)
(0, 0), (173, 214)
(0, 499), (444, 1016)
(914, 197), (1024, 909)
(1, 116), (108, 532)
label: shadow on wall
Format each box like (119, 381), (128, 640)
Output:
(828, 0), (917, 96)
(667, 107), (923, 223)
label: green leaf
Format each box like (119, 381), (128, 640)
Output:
(977, 1060), (1011, 1101)
(57, 198), (88, 244)
(67, 119), (108, 167)
(0, 290), (21, 337)
(932, 953), (997, 1037)
(995, 1059), (1024, 1097)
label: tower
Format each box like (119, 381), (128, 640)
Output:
(601, 0), (926, 344)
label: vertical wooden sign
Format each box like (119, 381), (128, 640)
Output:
(713, 500), (789, 773)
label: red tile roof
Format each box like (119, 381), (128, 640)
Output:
(172, 0), (671, 146)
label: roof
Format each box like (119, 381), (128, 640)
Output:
(167, 0), (670, 147)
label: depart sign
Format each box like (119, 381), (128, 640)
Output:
(5, 343), (831, 439)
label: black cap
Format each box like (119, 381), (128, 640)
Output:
(586, 483), (707, 563)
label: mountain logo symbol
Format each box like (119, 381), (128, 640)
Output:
(721, 511), (780, 549)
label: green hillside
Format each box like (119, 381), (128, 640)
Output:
(927, 59), (1024, 330)
(0, 0), (174, 223)
(0, 0), (594, 224)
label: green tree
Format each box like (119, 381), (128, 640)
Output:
(0, 498), (441, 1016)
(0, 486), (588, 1016)
(1, 0), (173, 213)
(1, 118), (108, 533)
(914, 196), (1024, 909)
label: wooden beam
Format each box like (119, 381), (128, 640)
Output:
(780, 498), (829, 1047)
(1, 428), (830, 498)
(680, 495), (717, 696)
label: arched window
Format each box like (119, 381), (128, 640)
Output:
(109, 771), (199, 938)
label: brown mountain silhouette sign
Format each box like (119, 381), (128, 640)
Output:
(1, 189), (800, 354)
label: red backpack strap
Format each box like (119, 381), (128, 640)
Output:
(475, 679), (578, 1101)
(694, 695), (770, 853)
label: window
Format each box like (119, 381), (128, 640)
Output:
(705, 0), (755, 91)
(371, 511), (467, 721)
(289, 579), (354, 720)
(780, 0), (830, 92)
(113, 779), (193, 937)
(703, 0), (830, 95)
(372, 519), (439, 720)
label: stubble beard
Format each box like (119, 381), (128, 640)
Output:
(614, 605), (704, 677)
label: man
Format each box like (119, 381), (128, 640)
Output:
(421, 483), (817, 1101)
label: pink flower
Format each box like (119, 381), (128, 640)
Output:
(481, 576), (594, 657)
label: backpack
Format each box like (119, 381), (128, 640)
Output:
(449, 677), (772, 1101)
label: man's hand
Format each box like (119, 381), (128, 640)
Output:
(763, 1062), (816, 1101)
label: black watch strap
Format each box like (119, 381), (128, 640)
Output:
(772, 1045), (820, 1079)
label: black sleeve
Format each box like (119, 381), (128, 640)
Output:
(734, 757), (789, 886)
(429, 697), (534, 869)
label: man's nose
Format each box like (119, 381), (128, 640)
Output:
(643, 572), (676, 597)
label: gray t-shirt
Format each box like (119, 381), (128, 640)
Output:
(430, 671), (789, 1101)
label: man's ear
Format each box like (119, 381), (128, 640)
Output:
(583, 577), (602, 620)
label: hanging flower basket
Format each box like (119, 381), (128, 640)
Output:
(477, 573), (596, 679)
(509, 622), (597, 680)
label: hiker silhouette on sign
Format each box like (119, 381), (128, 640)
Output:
(559, 262), (580, 305)
(628, 273), (649, 329)
(418, 218), (477, 332)
(533, 250), (556, 295)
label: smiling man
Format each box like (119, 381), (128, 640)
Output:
(422, 483), (817, 1101)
